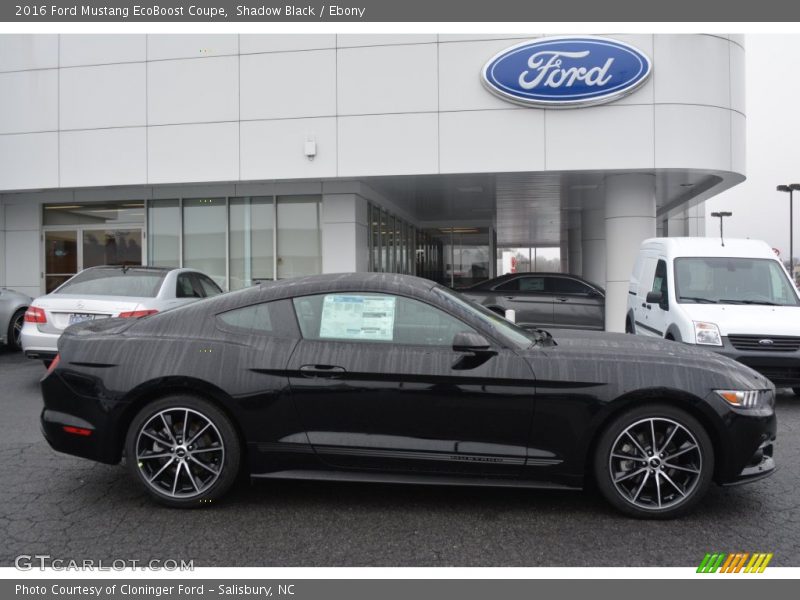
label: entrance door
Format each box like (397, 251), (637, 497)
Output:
(44, 228), (143, 293)
(287, 292), (536, 476)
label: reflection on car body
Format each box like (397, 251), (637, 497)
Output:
(459, 272), (605, 330)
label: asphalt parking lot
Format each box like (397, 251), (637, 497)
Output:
(1, 349), (798, 568)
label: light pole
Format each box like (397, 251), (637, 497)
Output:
(777, 184), (800, 279)
(710, 211), (732, 247)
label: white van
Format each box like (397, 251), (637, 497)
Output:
(626, 237), (800, 393)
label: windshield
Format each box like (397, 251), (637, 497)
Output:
(674, 257), (799, 306)
(433, 286), (537, 348)
(55, 269), (166, 298)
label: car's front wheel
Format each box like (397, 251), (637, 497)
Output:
(125, 395), (241, 508)
(6, 308), (25, 351)
(594, 404), (714, 519)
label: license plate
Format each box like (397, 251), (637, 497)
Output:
(68, 313), (96, 325)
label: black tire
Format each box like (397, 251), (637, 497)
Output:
(625, 318), (634, 334)
(593, 403), (714, 519)
(125, 394), (241, 508)
(6, 308), (25, 351)
(793, 388), (800, 397)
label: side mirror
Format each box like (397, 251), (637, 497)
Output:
(645, 291), (663, 304)
(453, 331), (493, 353)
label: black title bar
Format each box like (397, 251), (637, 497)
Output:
(4, 0), (800, 22)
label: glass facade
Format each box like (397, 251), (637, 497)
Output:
(276, 196), (322, 279)
(496, 246), (562, 276)
(146, 195), (322, 291)
(367, 202), (415, 275)
(182, 198), (227, 289)
(43, 201), (145, 292)
(229, 196), (274, 290)
(147, 199), (179, 268)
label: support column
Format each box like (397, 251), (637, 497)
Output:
(686, 203), (706, 237)
(321, 193), (369, 273)
(567, 213), (582, 276)
(604, 174), (656, 332)
(581, 205), (605, 285)
(666, 212), (687, 237)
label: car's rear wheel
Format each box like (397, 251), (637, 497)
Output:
(793, 387), (800, 397)
(6, 308), (25, 351)
(593, 404), (713, 519)
(125, 395), (241, 508)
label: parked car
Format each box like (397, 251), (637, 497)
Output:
(0, 288), (31, 351)
(22, 266), (222, 365)
(460, 272), (605, 330)
(41, 273), (775, 518)
(627, 237), (800, 394)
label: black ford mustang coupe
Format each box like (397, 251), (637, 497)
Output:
(41, 273), (776, 518)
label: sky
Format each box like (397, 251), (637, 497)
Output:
(705, 35), (800, 260)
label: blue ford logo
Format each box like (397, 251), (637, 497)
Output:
(481, 36), (652, 108)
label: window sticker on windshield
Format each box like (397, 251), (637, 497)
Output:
(319, 295), (396, 341)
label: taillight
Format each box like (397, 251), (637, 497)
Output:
(118, 309), (158, 318)
(24, 306), (47, 323)
(46, 354), (60, 374)
(63, 425), (92, 437)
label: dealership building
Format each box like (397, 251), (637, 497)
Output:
(0, 33), (745, 331)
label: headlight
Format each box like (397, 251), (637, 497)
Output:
(715, 389), (773, 410)
(694, 321), (722, 346)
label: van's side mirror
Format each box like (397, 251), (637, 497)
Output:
(453, 331), (493, 354)
(645, 291), (663, 304)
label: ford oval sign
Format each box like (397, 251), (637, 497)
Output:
(481, 37), (652, 108)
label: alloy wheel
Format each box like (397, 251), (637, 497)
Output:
(11, 310), (24, 349)
(608, 417), (702, 511)
(135, 407), (225, 499)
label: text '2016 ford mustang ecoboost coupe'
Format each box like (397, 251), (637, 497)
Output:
(40, 273), (776, 518)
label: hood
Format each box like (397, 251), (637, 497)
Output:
(678, 304), (800, 336)
(524, 329), (771, 390)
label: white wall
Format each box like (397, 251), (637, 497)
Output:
(0, 34), (745, 193)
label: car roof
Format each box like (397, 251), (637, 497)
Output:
(640, 237), (776, 260)
(254, 272), (438, 300)
(468, 272), (601, 289)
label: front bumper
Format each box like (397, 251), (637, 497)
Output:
(713, 336), (800, 387)
(723, 438), (776, 485)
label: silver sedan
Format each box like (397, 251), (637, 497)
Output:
(21, 266), (222, 365)
(0, 288), (31, 351)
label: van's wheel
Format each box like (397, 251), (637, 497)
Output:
(593, 403), (713, 519)
(625, 319), (634, 334)
(6, 308), (25, 351)
(125, 395), (241, 508)
(793, 388), (800, 397)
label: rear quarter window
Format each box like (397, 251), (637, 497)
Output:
(215, 299), (298, 338)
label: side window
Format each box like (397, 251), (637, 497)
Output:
(292, 293), (478, 347)
(216, 300), (298, 338)
(550, 277), (593, 295)
(518, 277), (546, 292)
(652, 260), (669, 307)
(176, 273), (201, 298)
(197, 275), (223, 297)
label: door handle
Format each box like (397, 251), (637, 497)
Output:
(299, 364), (346, 378)
(556, 296), (568, 302)
(504, 296), (515, 300)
